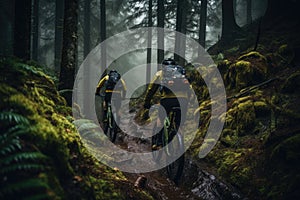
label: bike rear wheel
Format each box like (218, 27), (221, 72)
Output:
(165, 130), (185, 185)
(104, 112), (117, 143)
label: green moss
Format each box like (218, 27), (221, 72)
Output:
(88, 176), (122, 200)
(220, 129), (238, 147)
(225, 52), (268, 90)
(227, 98), (256, 136)
(254, 101), (271, 117)
(238, 51), (267, 63)
(0, 58), (154, 200)
(235, 61), (252, 89)
(7, 94), (37, 115)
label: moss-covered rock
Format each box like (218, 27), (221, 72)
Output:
(224, 51), (268, 91)
(0, 58), (154, 200)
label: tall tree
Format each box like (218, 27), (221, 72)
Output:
(233, 0), (236, 16)
(100, 0), (106, 70)
(59, 0), (78, 106)
(55, 0), (64, 72)
(174, 0), (187, 66)
(198, 0), (207, 49)
(84, 0), (91, 58)
(246, 0), (252, 24)
(32, 0), (39, 61)
(0, 0), (14, 56)
(146, 0), (152, 83)
(157, 0), (165, 68)
(14, 0), (32, 60)
(220, 0), (240, 42)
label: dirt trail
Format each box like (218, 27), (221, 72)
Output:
(88, 100), (243, 200)
(115, 108), (203, 200)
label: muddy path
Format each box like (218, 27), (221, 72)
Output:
(113, 104), (244, 200)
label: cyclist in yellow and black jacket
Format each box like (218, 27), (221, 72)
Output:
(95, 70), (127, 124)
(143, 58), (191, 149)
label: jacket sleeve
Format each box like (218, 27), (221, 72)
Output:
(95, 75), (108, 94)
(143, 71), (161, 107)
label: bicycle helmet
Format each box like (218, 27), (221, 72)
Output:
(109, 69), (118, 75)
(162, 58), (176, 66)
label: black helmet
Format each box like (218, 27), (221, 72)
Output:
(109, 69), (118, 74)
(162, 58), (176, 66)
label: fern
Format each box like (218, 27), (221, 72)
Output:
(0, 111), (29, 125)
(0, 111), (52, 199)
(0, 164), (48, 175)
(0, 152), (48, 166)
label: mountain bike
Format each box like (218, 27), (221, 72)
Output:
(101, 93), (118, 143)
(151, 105), (185, 184)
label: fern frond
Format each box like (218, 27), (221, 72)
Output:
(2, 124), (30, 136)
(0, 111), (52, 198)
(0, 139), (21, 155)
(0, 152), (48, 166)
(0, 127), (27, 155)
(0, 112), (29, 125)
(0, 164), (46, 175)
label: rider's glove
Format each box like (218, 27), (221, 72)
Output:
(95, 93), (100, 96)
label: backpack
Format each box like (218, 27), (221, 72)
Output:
(106, 71), (121, 90)
(160, 65), (189, 92)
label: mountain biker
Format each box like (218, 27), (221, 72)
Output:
(95, 69), (127, 125)
(143, 58), (191, 150)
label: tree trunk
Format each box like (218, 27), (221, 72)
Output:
(221, 0), (240, 42)
(174, 0), (187, 66)
(84, 0), (91, 58)
(100, 0), (106, 70)
(246, 0), (252, 24)
(32, 0), (39, 61)
(198, 0), (207, 49)
(157, 0), (164, 69)
(55, 0), (64, 73)
(146, 0), (152, 83)
(233, 0), (236, 16)
(13, 0), (31, 60)
(180, 1), (187, 66)
(59, 0), (78, 106)
(0, 0), (14, 56)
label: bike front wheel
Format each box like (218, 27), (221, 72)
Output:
(165, 130), (185, 185)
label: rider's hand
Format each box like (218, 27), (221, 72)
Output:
(95, 92), (100, 96)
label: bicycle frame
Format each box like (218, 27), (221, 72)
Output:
(103, 99), (118, 143)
